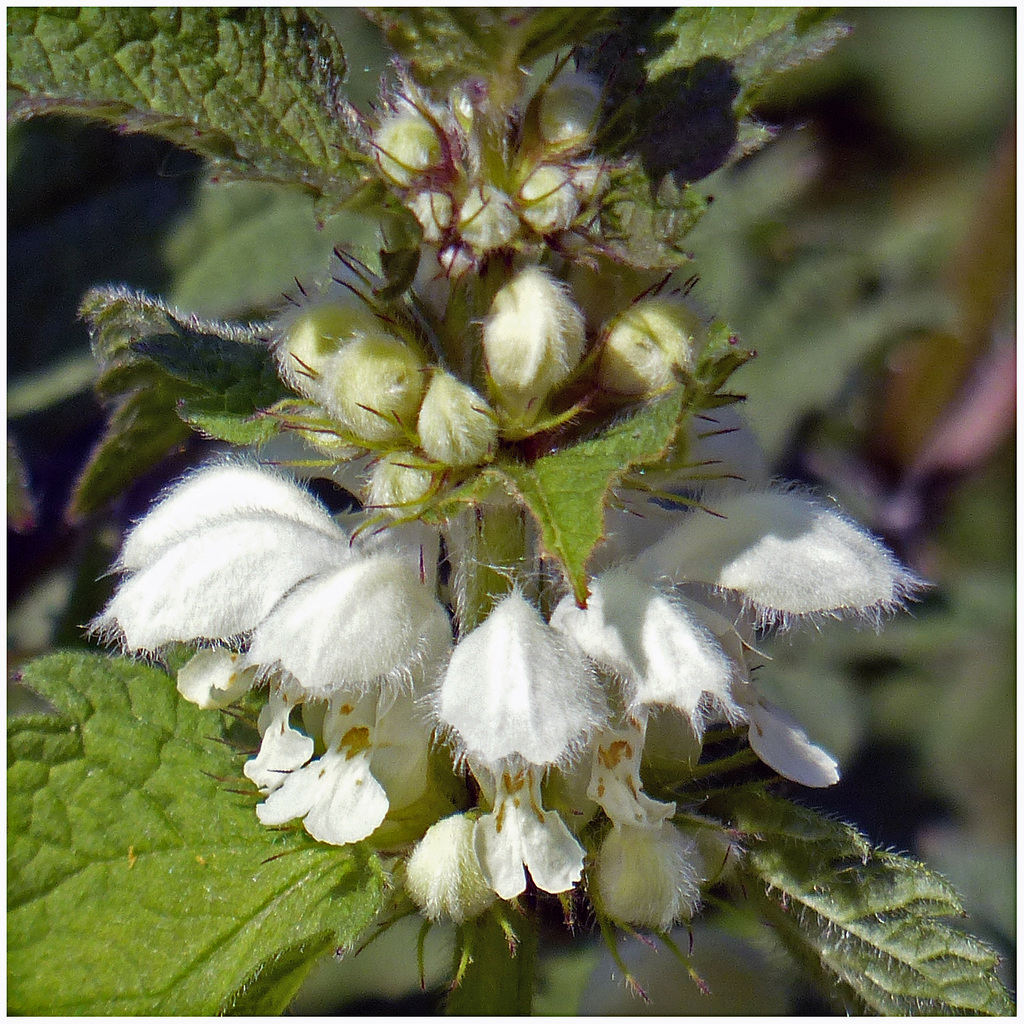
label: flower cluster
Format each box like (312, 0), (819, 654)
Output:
(95, 455), (916, 932)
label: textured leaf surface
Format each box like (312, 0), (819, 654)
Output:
(500, 393), (684, 604)
(7, 8), (368, 202)
(366, 8), (613, 96)
(724, 792), (1015, 1016)
(8, 652), (386, 1015)
(648, 9), (849, 111)
(71, 287), (288, 517)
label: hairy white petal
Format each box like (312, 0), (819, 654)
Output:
(243, 689), (315, 793)
(119, 463), (343, 570)
(551, 569), (736, 724)
(474, 809), (527, 900)
(438, 592), (605, 767)
(634, 489), (917, 621)
(176, 649), (256, 709)
(96, 517), (348, 650)
(249, 555), (451, 698)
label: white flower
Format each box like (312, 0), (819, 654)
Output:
(94, 462), (452, 845)
(436, 592), (608, 898)
(551, 567), (740, 731)
(632, 488), (920, 627)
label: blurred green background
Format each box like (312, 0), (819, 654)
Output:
(7, 8), (1015, 1014)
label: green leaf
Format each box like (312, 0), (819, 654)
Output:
(366, 8), (615, 97)
(499, 392), (685, 604)
(69, 378), (193, 522)
(8, 651), (387, 1016)
(648, 9), (850, 112)
(7, 8), (368, 203)
(723, 791), (1015, 1016)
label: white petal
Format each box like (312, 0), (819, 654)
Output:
(743, 694), (840, 788)
(587, 721), (676, 829)
(438, 592), (605, 767)
(518, 805), (585, 895)
(634, 489), (918, 621)
(256, 697), (389, 844)
(473, 770), (584, 898)
(370, 689), (434, 811)
(474, 807), (528, 900)
(176, 649), (256, 709)
(249, 554), (451, 697)
(551, 570), (736, 724)
(95, 516), (347, 650)
(243, 689), (315, 793)
(119, 463), (344, 570)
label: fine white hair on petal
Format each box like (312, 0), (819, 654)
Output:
(633, 488), (922, 626)
(118, 461), (348, 571)
(93, 516), (350, 651)
(550, 569), (737, 728)
(248, 554), (452, 699)
(437, 591), (607, 768)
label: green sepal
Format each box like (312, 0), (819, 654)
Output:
(8, 651), (387, 1016)
(721, 791), (1015, 1016)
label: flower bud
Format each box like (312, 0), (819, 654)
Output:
(404, 813), (496, 923)
(368, 452), (433, 513)
(417, 371), (498, 466)
(518, 165), (580, 235)
(482, 267), (586, 423)
(538, 72), (602, 152)
(592, 823), (702, 932)
(458, 184), (519, 252)
(597, 298), (703, 396)
(322, 333), (425, 443)
(374, 103), (443, 187)
(275, 301), (381, 393)
(408, 190), (454, 243)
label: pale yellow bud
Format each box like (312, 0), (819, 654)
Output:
(405, 814), (495, 923)
(374, 105), (443, 187)
(482, 267), (586, 423)
(418, 372), (498, 466)
(518, 165), (580, 234)
(408, 190), (454, 243)
(458, 184), (519, 252)
(368, 451), (433, 513)
(538, 72), (602, 151)
(275, 301), (380, 393)
(322, 334), (425, 443)
(597, 297), (703, 396)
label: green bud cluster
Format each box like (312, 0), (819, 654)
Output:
(365, 67), (611, 274)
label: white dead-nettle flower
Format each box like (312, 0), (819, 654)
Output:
(436, 591), (608, 899)
(93, 463), (451, 845)
(632, 488), (920, 627)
